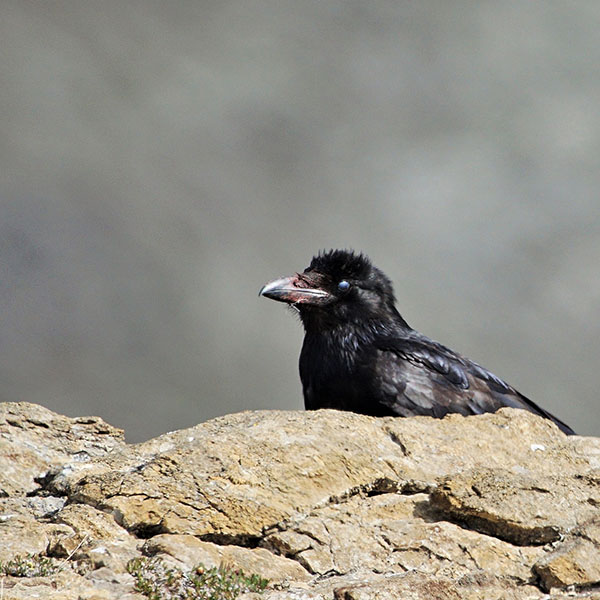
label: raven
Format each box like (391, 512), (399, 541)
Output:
(260, 249), (574, 435)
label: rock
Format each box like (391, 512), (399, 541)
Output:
(142, 534), (309, 582)
(534, 518), (600, 591)
(45, 410), (411, 540)
(48, 503), (141, 571)
(0, 571), (144, 600)
(262, 491), (543, 581)
(0, 497), (71, 561)
(0, 402), (125, 496)
(1, 401), (600, 599)
(430, 468), (600, 545)
(44, 408), (594, 541)
(326, 572), (545, 600)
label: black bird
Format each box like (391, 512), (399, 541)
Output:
(260, 249), (574, 435)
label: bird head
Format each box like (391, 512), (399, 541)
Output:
(260, 250), (405, 330)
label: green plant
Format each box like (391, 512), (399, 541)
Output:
(127, 556), (269, 600)
(0, 553), (60, 577)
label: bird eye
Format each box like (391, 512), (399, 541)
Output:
(337, 280), (350, 291)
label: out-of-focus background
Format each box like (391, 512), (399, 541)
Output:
(1, 2), (598, 441)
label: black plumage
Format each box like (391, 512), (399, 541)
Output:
(260, 249), (574, 435)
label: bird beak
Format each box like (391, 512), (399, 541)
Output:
(259, 276), (331, 305)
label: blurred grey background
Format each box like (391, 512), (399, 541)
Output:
(1, 1), (598, 441)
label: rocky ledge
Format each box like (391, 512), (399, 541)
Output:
(1, 402), (600, 599)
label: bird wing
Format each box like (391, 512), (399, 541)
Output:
(370, 333), (574, 434)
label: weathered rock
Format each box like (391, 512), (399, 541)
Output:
(45, 409), (410, 539)
(43, 407), (597, 541)
(0, 402), (125, 496)
(263, 491), (543, 581)
(0, 497), (71, 560)
(430, 467), (600, 545)
(0, 570), (143, 600)
(143, 534), (309, 583)
(48, 503), (141, 571)
(253, 572), (550, 600)
(534, 518), (600, 591)
(325, 572), (544, 600)
(2, 401), (600, 599)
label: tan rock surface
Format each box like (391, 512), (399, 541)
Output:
(263, 491), (544, 580)
(0, 402), (125, 496)
(534, 518), (600, 591)
(46, 408), (597, 539)
(1, 401), (600, 599)
(0, 497), (71, 560)
(143, 534), (309, 582)
(430, 467), (600, 545)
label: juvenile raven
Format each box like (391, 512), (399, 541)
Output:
(260, 249), (574, 435)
